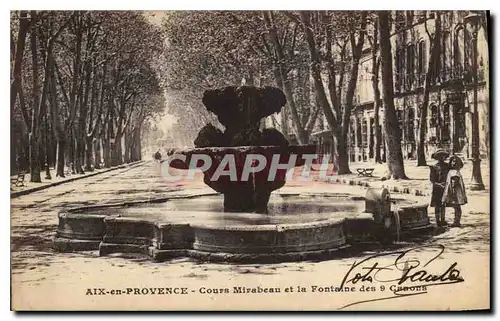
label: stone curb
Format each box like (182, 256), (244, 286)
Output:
(10, 160), (145, 199)
(317, 176), (430, 198)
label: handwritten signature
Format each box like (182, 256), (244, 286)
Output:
(339, 244), (464, 309)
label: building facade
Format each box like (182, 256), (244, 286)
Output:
(311, 11), (489, 163)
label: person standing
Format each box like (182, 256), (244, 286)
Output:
(442, 155), (467, 227)
(429, 149), (450, 227)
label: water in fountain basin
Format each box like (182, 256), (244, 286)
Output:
(76, 193), (416, 227)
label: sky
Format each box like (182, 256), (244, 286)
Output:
(142, 11), (180, 136)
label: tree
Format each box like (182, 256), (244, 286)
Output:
(378, 11), (408, 179)
(50, 12), (84, 177)
(10, 11), (30, 115)
(261, 11), (319, 144)
(16, 12), (73, 181)
(291, 11), (367, 174)
(367, 15), (382, 163)
(416, 11), (442, 166)
(162, 11), (319, 145)
(11, 11), (166, 180)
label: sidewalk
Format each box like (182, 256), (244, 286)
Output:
(10, 161), (145, 199)
(313, 159), (490, 197)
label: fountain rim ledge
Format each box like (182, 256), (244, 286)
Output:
(54, 191), (432, 263)
(58, 193), (349, 232)
(58, 191), (428, 228)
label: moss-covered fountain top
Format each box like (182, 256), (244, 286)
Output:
(168, 86), (316, 213)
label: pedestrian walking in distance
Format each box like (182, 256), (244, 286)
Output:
(442, 155), (467, 227)
(153, 150), (162, 162)
(429, 149), (450, 227)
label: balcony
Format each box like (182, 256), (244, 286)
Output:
(395, 65), (487, 93)
(442, 68), (486, 86)
(463, 69), (487, 84)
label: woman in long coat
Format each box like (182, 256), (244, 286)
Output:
(429, 149), (450, 226)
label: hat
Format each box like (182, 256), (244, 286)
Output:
(449, 154), (464, 169)
(431, 149), (449, 160)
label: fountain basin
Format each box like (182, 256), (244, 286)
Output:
(53, 188), (432, 263)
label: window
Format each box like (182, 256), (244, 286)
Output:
(395, 11), (406, 33)
(356, 119), (362, 147)
(429, 32), (439, 84)
(350, 125), (356, 147)
(397, 110), (404, 139)
(362, 120), (368, 147)
(430, 104), (439, 127)
(456, 108), (467, 139)
(395, 50), (401, 91)
(441, 31), (452, 80)
(454, 26), (465, 76)
(369, 118), (374, 158)
(442, 104), (450, 142)
(416, 10), (427, 23)
(406, 11), (415, 26)
(395, 48), (405, 91)
(464, 28), (473, 81)
(406, 44), (415, 89)
(417, 40), (426, 75)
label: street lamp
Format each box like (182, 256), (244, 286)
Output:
(464, 12), (485, 190)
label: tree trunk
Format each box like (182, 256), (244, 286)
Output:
(123, 132), (131, 163)
(338, 14), (367, 174)
(370, 21), (382, 163)
(336, 130), (350, 174)
(111, 133), (122, 166)
(103, 136), (111, 168)
(271, 68), (289, 138)
(134, 126), (142, 161)
(56, 137), (65, 177)
(10, 11), (30, 115)
(373, 93), (382, 163)
(378, 11), (408, 179)
(29, 133), (41, 182)
(28, 13), (41, 183)
(94, 136), (101, 169)
(417, 12), (441, 166)
(74, 128), (85, 174)
(263, 12), (309, 143)
(39, 121), (46, 171)
(50, 136), (56, 168)
(69, 132), (76, 174)
(281, 76), (309, 144)
(84, 136), (94, 171)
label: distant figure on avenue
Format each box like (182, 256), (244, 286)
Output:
(153, 150), (162, 162)
(429, 149), (450, 227)
(442, 155), (467, 227)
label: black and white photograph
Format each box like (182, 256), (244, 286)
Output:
(9, 9), (490, 311)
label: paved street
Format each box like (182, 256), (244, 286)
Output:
(11, 160), (490, 310)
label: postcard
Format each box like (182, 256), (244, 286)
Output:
(10, 10), (490, 311)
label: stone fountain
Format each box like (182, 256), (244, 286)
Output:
(53, 86), (433, 263)
(167, 86), (316, 213)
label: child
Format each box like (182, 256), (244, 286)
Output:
(429, 149), (450, 227)
(442, 155), (467, 227)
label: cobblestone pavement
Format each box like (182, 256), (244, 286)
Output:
(11, 161), (490, 310)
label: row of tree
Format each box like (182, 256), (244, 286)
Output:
(162, 11), (450, 179)
(11, 11), (165, 181)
